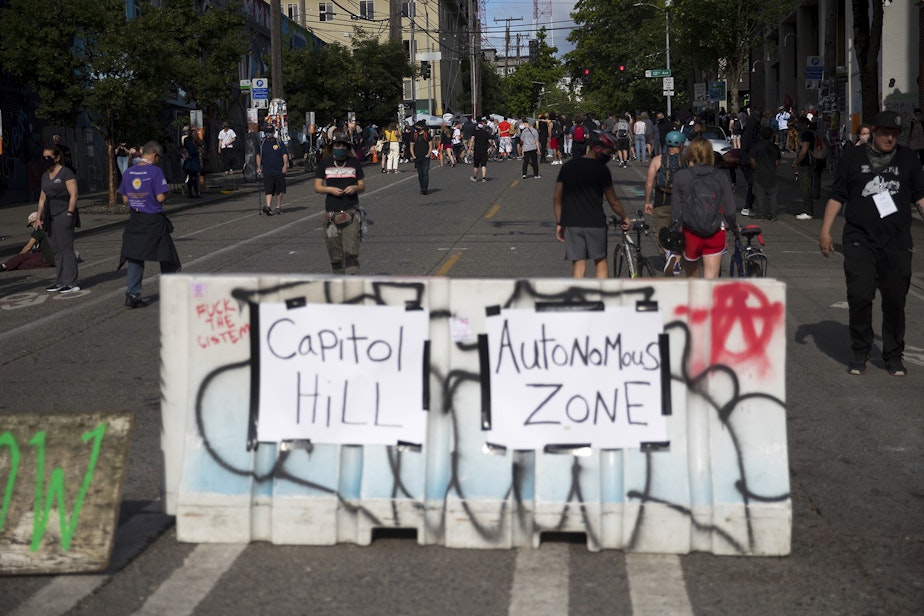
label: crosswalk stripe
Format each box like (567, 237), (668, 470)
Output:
(133, 544), (246, 616)
(508, 543), (570, 616)
(8, 507), (172, 616)
(626, 554), (694, 616)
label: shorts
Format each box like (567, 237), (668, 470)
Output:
(263, 174), (286, 195)
(473, 153), (488, 167)
(564, 226), (608, 261)
(616, 137), (630, 150)
(499, 137), (512, 153)
(549, 137), (559, 150)
(441, 144), (452, 150)
(683, 228), (726, 261)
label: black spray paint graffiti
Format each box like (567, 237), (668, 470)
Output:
(187, 279), (788, 553)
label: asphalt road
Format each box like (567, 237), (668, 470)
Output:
(1, 155), (922, 615)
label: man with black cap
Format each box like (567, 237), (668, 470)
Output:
(315, 132), (366, 274)
(256, 123), (289, 215)
(819, 110), (924, 377)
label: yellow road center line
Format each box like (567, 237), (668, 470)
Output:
(435, 252), (462, 276)
(486, 203), (502, 219)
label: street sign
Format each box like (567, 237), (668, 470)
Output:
(252, 78), (269, 100)
(662, 77), (674, 91)
(805, 56), (824, 80)
(239, 79), (251, 92)
(645, 69), (671, 78)
(663, 90), (675, 96)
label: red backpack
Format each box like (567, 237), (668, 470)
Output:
(574, 125), (585, 142)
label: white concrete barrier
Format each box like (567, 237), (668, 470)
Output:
(160, 274), (790, 555)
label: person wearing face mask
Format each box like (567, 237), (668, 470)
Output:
(314, 132), (366, 275)
(34, 146), (80, 294)
(256, 123), (289, 215)
(117, 141), (181, 309)
(854, 124), (872, 146)
(553, 130), (630, 279)
(819, 110), (924, 377)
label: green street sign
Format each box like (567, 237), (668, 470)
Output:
(645, 69), (671, 78)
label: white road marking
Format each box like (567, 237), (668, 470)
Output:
(626, 553), (694, 616)
(133, 543), (246, 616)
(8, 506), (173, 616)
(508, 543), (570, 616)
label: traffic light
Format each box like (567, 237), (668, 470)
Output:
(420, 61), (431, 80)
(580, 68), (592, 84)
(617, 63), (626, 83)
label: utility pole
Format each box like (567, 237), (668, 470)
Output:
(270, 0), (283, 98)
(494, 16), (522, 71)
(389, 0), (401, 43)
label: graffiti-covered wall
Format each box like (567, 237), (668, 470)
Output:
(160, 275), (790, 556)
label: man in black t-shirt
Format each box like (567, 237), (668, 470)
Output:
(410, 122), (432, 194)
(469, 122), (494, 182)
(553, 131), (631, 278)
(819, 110), (924, 377)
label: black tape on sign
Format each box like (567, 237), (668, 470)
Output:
(659, 333), (672, 415)
(478, 333), (492, 429)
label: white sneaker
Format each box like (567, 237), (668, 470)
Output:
(59, 285), (81, 294)
(795, 213), (813, 220)
(522, 175), (527, 179)
(740, 208), (752, 217)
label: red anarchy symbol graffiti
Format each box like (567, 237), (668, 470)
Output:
(675, 282), (784, 376)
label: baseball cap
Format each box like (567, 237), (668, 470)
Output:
(871, 110), (902, 129)
(27, 212), (38, 226)
(263, 123), (274, 132)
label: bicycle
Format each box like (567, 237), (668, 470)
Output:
(612, 210), (654, 278)
(728, 224), (768, 278)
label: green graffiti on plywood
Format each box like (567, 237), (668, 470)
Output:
(0, 422), (109, 552)
(0, 432), (21, 533)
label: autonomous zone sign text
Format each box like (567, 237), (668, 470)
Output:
(485, 307), (667, 449)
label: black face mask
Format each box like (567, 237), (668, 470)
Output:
(43, 156), (56, 169)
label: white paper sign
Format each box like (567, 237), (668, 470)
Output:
(485, 308), (667, 450)
(873, 191), (898, 218)
(256, 303), (429, 445)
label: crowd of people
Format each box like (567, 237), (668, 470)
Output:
(10, 104), (922, 380)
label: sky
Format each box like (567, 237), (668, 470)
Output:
(482, 0), (578, 59)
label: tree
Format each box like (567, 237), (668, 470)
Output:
(566, 0), (679, 116)
(279, 31), (412, 127)
(0, 0), (248, 205)
(851, 0), (884, 121)
(670, 0), (801, 114)
(500, 29), (564, 117)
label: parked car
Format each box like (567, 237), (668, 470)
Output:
(699, 125), (740, 169)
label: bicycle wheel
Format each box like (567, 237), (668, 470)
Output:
(625, 242), (638, 278)
(638, 255), (655, 278)
(613, 244), (626, 277)
(746, 254), (768, 277)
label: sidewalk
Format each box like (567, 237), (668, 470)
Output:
(0, 171), (270, 260)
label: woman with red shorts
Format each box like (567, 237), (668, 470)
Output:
(670, 137), (737, 278)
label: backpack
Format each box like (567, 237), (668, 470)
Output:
(681, 169), (726, 237)
(810, 130), (829, 160)
(616, 122), (629, 138)
(574, 125), (585, 142)
(656, 153), (681, 195)
(770, 116), (780, 131)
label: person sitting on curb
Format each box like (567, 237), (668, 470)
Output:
(0, 212), (54, 272)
